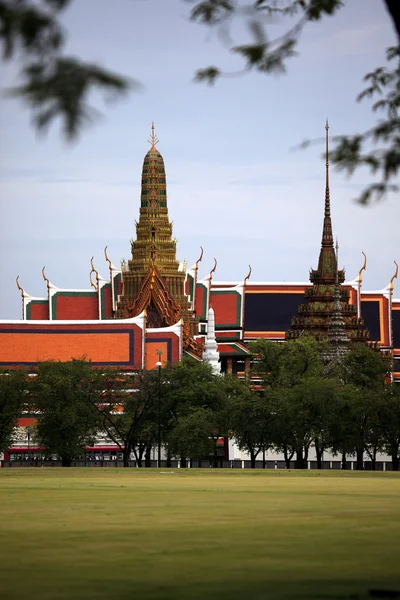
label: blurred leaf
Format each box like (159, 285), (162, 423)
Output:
(7, 57), (133, 139)
(194, 66), (221, 84)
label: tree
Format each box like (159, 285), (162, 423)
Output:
(379, 382), (400, 470)
(192, 0), (399, 204)
(341, 343), (391, 391)
(0, 368), (27, 453)
(250, 336), (326, 389)
(164, 360), (230, 467)
(295, 376), (338, 469)
(30, 360), (100, 466)
(93, 369), (160, 468)
(228, 380), (277, 468)
(168, 407), (215, 467)
(250, 337), (331, 468)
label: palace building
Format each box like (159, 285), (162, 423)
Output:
(1, 123), (399, 462)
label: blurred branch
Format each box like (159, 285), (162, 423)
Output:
(0, 0), (133, 140)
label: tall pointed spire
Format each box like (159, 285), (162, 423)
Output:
(314, 120), (337, 282)
(287, 122), (370, 346)
(322, 119), (333, 248)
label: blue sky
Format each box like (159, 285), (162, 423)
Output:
(0, 0), (398, 319)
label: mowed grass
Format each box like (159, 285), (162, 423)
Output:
(0, 469), (399, 600)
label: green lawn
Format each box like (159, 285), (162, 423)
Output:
(0, 469), (399, 600)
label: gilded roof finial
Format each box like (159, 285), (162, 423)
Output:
(16, 275), (24, 296)
(90, 257), (99, 290)
(104, 246), (111, 267)
(358, 251), (367, 284)
(244, 265), (252, 286)
(389, 260), (398, 291)
(42, 266), (50, 290)
(209, 258), (217, 282)
(148, 121), (159, 149)
(196, 246), (204, 270)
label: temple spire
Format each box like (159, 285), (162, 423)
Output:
(322, 119), (333, 248)
(148, 121), (159, 149)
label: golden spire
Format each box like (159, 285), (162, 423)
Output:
(389, 260), (398, 291)
(148, 121), (159, 149)
(358, 251), (367, 284)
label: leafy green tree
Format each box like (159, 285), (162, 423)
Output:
(93, 369), (160, 468)
(341, 344), (391, 391)
(250, 336), (326, 389)
(0, 368), (27, 453)
(296, 376), (338, 469)
(168, 407), (215, 467)
(250, 337), (330, 468)
(31, 360), (100, 466)
(227, 381), (277, 468)
(326, 345), (390, 469)
(379, 383), (400, 470)
(329, 384), (378, 470)
(163, 360), (230, 467)
(192, 0), (400, 204)
(272, 386), (314, 469)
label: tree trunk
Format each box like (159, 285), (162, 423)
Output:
(262, 445), (266, 469)
(181, 457), (187, 469)
(341, 451), (347, 470)
(314, 438), (323, 470)
(356, 447), (364, 470)
(388, 443), (399, 471)
(283, 446), (291, 469)
(135, 450), (143, 468)
(371, 454), (376, 471)
(61, 456), (71, 467)
(250, 449), (256, 469)
(295, 448), (306, 469)
(166, 447), (172, 468)
(367, 447), (377, 471)
(137, 443), (146, 467)
(144, 445), (151, 468)
(213, 447), (218, 469)
(123, 446), (131, 468)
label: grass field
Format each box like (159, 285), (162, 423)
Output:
(0, 469), (399, 600)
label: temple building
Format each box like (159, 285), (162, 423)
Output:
(2, 123), (399, 375)
(286, 122), (370, 349)
(1, 123), (399, 462)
